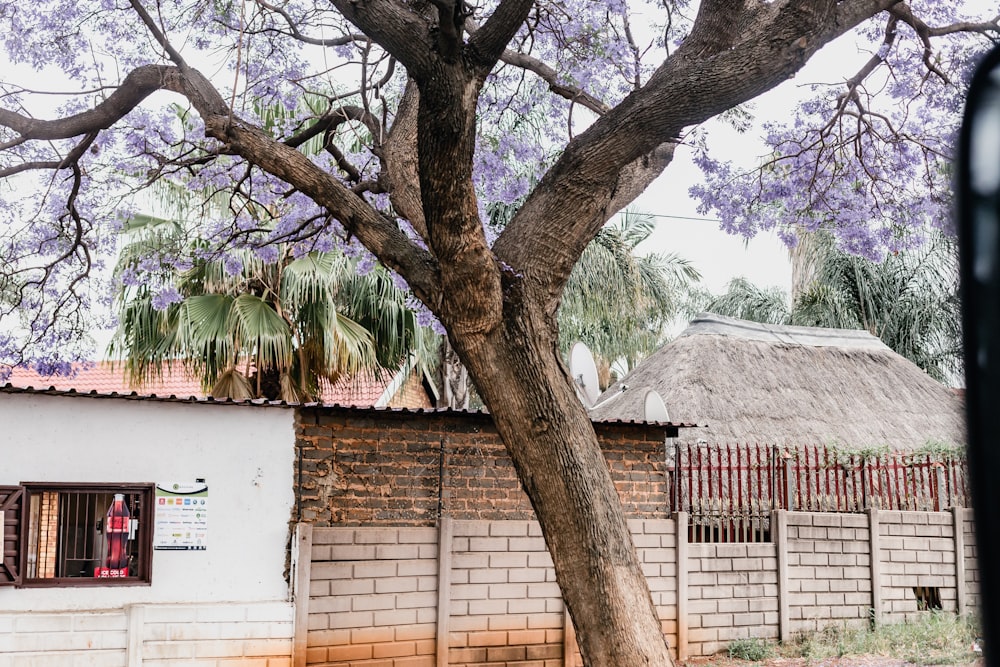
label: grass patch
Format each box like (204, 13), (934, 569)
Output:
(775, 612), (980, 665)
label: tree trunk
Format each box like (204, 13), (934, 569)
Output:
(790, 228), (818, 303)
(450, 287), (673, 666)
(440, 337), (470, 410)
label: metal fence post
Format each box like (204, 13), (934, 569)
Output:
(935, 464), (947, 511)
(861, 458), (871, 511)
(783, 454), (795, 512)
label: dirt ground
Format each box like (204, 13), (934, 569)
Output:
(680, 656), (984, 667)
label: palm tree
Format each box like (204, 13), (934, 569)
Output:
(701, 276), (790, 325)
(559, 210), (701, 386)
(109, 214), (434, 401)
(791, 231), (961, 383)
(706, 231), (961, 383)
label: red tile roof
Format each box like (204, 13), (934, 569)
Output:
(4, 361), (420, 407)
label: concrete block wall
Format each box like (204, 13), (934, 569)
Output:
(0, 602), (293, 667)
(298, 510), (980, 666)
(306, 527), (439, 667)
(686, 543), (779, 655)
(140, 602), (293, 666)
(449, 521), (563, 667)
(962, 510), (980, 613)
(631, 519), (679, 643)
(877, 511), (957, 621)
(0, 611), (126, 667)
(301, 519), (683, 667)
(784, 513), (872, 634)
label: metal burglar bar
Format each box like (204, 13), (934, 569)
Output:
(669, 443), (970, 543)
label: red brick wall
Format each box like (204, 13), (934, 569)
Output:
(295, 407), (672, 526)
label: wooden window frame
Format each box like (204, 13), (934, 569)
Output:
(4, 483), (155, 588)
(0, 486), (25, 586)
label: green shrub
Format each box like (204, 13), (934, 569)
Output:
(727, 637), (771, 661)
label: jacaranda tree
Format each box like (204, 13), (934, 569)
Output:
(0, 2), (995, 664)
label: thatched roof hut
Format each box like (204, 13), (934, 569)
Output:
(588, 313), (966, 450)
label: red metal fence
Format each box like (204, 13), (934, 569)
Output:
(669, 443), (970, 543)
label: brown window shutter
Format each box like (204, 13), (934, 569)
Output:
(0, 486), (25, 586)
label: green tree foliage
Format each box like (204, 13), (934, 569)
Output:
(706, 232), (961, 383)
(559, 211), (700, 383)
(109, 215), (434, 401)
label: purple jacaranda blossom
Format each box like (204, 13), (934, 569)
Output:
(151, 287), (183, 311)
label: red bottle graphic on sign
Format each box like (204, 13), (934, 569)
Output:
(96, 494), (130, 577)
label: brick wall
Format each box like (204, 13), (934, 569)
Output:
(878, 511), (957, 621)
(300, 520), (679, 667)
(295, 407), (673, 526)
(787, 512), (872, 632)
(35, 491), (58, 579)
(0, 611), (127, 667)
(784, 513), (872, 635)
(632, 519), (679, 643)
(687, 543), (779, 655)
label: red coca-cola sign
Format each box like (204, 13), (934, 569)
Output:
(94, 567), (129, 578)
(95, 493), (132, 577)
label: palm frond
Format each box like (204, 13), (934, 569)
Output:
(708, 277), (791, 325)
(230, 293), (294, 371)
(210, 367), (254, 400)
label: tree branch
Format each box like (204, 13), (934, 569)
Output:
(499, 50), (610, 115)
(0, 62), (442, 309)
(463, 13), (611, 114)
(128, 0), (187, 67)
(467, 0), (534, 72)
(284, 105), (381, 151)
(493, 0), (901, 308)
(0, 131), (98, 178)
(427, 0), (468, 63)
(0, 66), (175, 140)
(327, 0), (437, 78)
(253, 0), (369, 47)
(381, 80), (427, 240)
(888, 2), (999, 83)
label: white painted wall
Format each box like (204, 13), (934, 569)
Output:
(0, 392), (297, 611)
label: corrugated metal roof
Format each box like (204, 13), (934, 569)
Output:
(0, 382), (698, 429)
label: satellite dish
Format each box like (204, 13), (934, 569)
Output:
(643, 389), (670, 423)
(569, 342), (601, 408)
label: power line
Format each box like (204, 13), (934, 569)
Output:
(637, 212), (722, 223)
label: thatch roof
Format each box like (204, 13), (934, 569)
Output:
(588, 313), (966, 450)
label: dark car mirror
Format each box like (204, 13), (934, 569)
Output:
(957, 43), (1000, 665)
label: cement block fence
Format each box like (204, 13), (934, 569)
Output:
(292, 508), (979, 667)
(0, 601), (294, 667)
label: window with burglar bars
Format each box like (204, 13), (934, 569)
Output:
(669, 443), (970, 544)
(1, 483), (153, 587)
